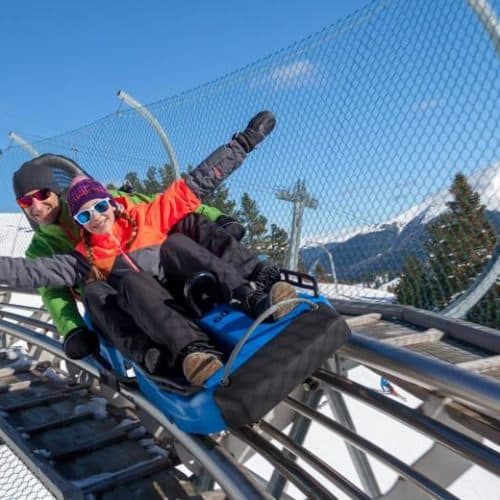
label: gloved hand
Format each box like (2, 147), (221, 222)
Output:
(63, 327), (100, 359)
(216, 215), (246, 241)
(118, 179), (134, 193)
(233, 111), (276, 153)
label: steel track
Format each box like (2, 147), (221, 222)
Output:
(0, 300), (499, 499)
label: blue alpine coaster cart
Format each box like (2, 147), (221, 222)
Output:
(92, 271), (351, 435)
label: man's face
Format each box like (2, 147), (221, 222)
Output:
(20, 189), (62, 225)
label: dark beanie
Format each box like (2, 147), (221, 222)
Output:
(67, 176), (113, 216)
(13, 157), (64, 198)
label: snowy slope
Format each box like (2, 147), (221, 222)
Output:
(390, 162), (500, 231)
(318, 281), (396, 303)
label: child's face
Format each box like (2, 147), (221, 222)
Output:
(75, 198), (115, 234)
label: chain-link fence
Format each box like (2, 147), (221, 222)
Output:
(0, 444), (53, 499)
(1, 0), (499, 330)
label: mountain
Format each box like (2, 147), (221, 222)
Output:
(301, 163), (500, 283)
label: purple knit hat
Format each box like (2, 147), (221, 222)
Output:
(66, 176), (113, 216)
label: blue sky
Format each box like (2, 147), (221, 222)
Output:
(0, 0), (368, 151)
(0, 0), (498, 238)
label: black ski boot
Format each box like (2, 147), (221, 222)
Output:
(233, 111), (276, 153)
(233, 281), (297, 321)
(251, 260), (282, 293)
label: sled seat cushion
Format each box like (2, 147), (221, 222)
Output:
(214, 303), (351, 428)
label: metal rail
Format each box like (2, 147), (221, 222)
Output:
(116, 90), (180, 178)
(314, 368), (500, 476)
(257, 419), (370, 499)
(0, 317), (271, 499)
(0, 310), (56, 332)
(5, 298), (500, 418)
(0, 302), (48, 313)
(1, 298), (499, 499)
(232, 425), (337, 500)
(120, 390), (272, 500)
(284, 397), (460, 500)
(341, 333), (500, 418)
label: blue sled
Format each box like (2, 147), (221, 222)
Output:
(94, 286), (351, 435)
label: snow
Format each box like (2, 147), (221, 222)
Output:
(42, 367), (69, 386)
(318, 281), (396, 303)
(0, 347), (37, 375)
(377, 277), (400, 292)
(73, 397), (108, 420)
(305, 223), (391, 245)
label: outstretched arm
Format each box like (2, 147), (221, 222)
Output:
(0, 253), (89, 290)
(185, 140), (247, 199)
(25, 231), (88, 336)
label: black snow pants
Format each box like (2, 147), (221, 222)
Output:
(163, 212), (262, 291)
(82, 214), (264, 368)
(83, 271), (210, 370)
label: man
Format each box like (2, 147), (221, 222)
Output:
(12, 111), (275, 362)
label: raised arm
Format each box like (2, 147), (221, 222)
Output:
(185, 111), (275, 198)
(0, 253), (89, 290)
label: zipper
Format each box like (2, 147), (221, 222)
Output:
(111, 235), (141, 272)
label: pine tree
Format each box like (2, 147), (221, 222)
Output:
(160, 163), (177, 190)
(297, 258), (308, 274)
(397, 172), (498, 328)
(395, 255), (434, 309)
(315, 261), (328, 281)
(447, 173), (496, 272)
(143, 166), (163, 194)
(425, 212), (459, 308)
(122, 171), (145, 193)
(201, 183), (236, 216)
(236, 192), (268, 253)
(425, 173), (496, 309)
(265, 223), (289, 267)
(467, 284), (500, 328)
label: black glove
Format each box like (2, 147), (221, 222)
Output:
(233, 111), (276, 153)
(216, 215), (246, 241)
(118, 179), (134, 193)
(63, 327), (100, 359)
